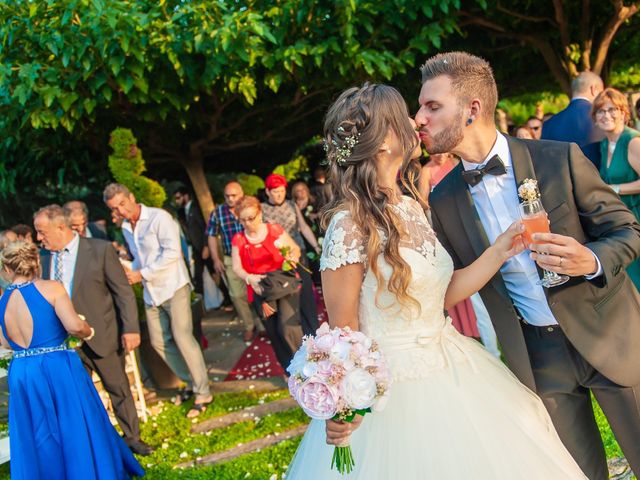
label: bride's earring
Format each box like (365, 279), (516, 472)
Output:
(386, 147), (392, 154)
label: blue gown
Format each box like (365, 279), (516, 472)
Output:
(0, 282), (144, 479)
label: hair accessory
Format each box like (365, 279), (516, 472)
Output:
(324, 126), (361, 166)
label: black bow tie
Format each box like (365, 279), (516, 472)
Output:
(461, 155), (507, 187)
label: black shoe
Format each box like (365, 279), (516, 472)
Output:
(126, 438), (154, 456)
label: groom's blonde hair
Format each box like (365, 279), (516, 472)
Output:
(420, 51), (498, 121)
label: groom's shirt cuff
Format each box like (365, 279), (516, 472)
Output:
(584, 249), (603, 279)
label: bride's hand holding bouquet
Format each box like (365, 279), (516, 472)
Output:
(287, 323), (392, 474)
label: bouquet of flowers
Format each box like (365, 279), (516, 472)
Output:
(287, 323), (392, 474)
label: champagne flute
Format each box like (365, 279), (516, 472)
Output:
(519, 198), (569, 288)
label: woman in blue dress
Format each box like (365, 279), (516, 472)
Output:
(0, 241), (144, 479)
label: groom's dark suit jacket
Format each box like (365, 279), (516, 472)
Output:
(430, 137), (640, 390)
(41, 237), (139, 357)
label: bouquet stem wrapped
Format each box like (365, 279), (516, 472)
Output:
(287, 323), (392, 475)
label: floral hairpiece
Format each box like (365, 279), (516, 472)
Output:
(517, 178), (540, 203)
(323, 126), (360, 166)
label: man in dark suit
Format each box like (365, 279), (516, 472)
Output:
(33, 204), (153, 456)
(173, 187), (212, 296)
(542, 71), (604, 167)
(417, 52), (640, 479)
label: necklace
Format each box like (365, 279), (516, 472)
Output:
(7, 279), (34, 290)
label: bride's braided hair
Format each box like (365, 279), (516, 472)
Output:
(321, 84), (426, 311)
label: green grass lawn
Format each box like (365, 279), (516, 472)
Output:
(0, 391), (632, 479)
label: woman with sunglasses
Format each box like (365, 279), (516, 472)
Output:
(231, 196), (304, 371)
(593, 87), (640, 290)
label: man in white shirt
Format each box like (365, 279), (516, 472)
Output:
(418, 51), (640, 479)
(104, 183), (212, 418)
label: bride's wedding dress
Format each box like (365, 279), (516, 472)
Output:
(286, 196), (587, 479)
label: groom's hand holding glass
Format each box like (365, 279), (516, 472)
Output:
(528, 233), (599, 277)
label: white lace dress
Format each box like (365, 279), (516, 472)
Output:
(286, 196), (586, 479)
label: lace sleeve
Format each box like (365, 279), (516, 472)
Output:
(320, 210), (367, 271)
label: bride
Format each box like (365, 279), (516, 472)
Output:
(285, 84), (587, 479)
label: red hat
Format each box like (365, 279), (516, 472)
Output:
(265, 173), (287, 190)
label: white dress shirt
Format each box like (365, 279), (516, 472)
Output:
(50, 233), (80, 297)
(122, 204), (191, 306)
(462, 133), (603, 326)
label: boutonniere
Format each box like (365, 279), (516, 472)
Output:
(517, 178), (540, 203)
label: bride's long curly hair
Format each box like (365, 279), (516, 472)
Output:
(321, 84), (426, 310)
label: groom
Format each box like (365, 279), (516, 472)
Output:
(419, 52), (640, 479)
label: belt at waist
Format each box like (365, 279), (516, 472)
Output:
(13, 343), (69, 359)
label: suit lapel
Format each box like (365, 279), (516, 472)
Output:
(72, 238), (91, 299)
(451, 164), (491, 259)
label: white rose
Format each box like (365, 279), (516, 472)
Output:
(331, 340), (352, 362)
(341, 368), (377, 410)
(302, 361), (319, 378)
(286, 344), (308, 377)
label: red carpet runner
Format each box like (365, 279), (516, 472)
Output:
(224, 285), (327, 381)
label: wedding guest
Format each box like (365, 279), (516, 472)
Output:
(262, 174), (320, 336)
(291, 180), (321, 284)
(0, 241), (144, 479)
(9, 224), (34, 243)
(592, 87), (640, 290)
(231, 196), (303, 370)
(0, 230), (18, 292)
(525, 116), (543, 139)
(207, 181), (261, 342)
(514, 125), (534, 139)
(104, 183), (212, 418)
(174, 187), (213, 298)
(310, 166), (331, 210)
(542, 71), (604, 147)
(33, 204), (153, 455)
(418, 153), (459, 201)
(63, 200), (109, 240)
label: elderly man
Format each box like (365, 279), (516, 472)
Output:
(63, 200), (109, 240)
(207, 181), (260, 342)
(33, 204), (152, 455)
(104, 183), (212, 417)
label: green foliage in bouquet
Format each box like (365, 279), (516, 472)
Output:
(108, 128), (166, 208)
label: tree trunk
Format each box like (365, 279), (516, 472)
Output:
(183, 149), (214, 220)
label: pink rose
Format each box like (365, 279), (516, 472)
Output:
(296, 379), (339, 420)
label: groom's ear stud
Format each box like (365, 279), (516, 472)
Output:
(466, 118), (473, 126)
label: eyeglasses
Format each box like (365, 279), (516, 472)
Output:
(239, 214), (258, 223)
(595, 107), (620, 118)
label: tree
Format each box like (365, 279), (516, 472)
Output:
(459, 1), (640, 93)
(0, 0), (465, 217)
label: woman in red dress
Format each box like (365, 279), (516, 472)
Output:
(231, 196), (304, 370)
